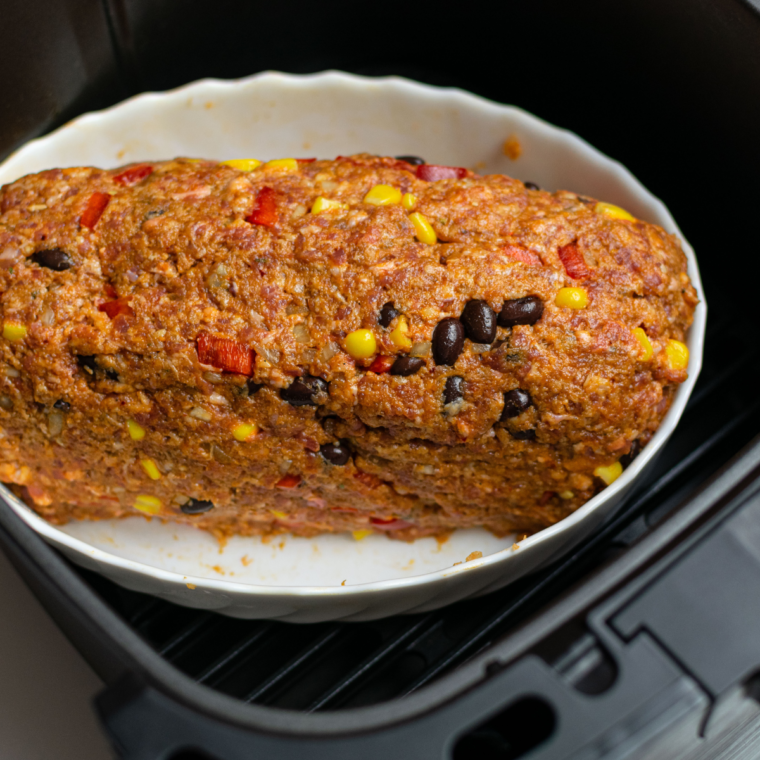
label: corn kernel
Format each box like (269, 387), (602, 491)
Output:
(665, 339), (689, 371)
(219, 158), (262, 171)
(409, 212), (437, 245)
(311, 196), (348, 214)
(344, 329), (377, 359)
(594, 461), (623, 486)
(363, 184), (402, 206)
(140, 459), (161, 480)
(352, 529), (373, 541)
(127, 419), (146, 441)
(559, 490), (575, 500)
(264, 158), (298, 172)
(402, 193), (417, 210)
(270, 510), (288, 519)
(389, 316), (412, 350)
(595, 202), (635, 221)
(555, 287), (589, 309)
(633, 327), (653, 361)
(233, 422), (258, 442)
(134, 494), (162, 514)
(2, 323), (26, 342)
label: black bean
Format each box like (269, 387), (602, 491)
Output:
(461, 300), (497, 344)
(620, 439), (642, 468)
(443, 376), (464, 406)
(320, 441), (351, 466)
(396, 155), (426, 165)
(378, 302), (400, 328)
(247, 379), (263, 395)
(30, 248), (74, 271)
(510, 428), (536, 441)
(181, 498), (215, 515)
(501, 389), (532, 420)
(76, 355), (97, 375)
(280, 375), (329, 406)
(390, 356), (425, 376)
(53, 399), (70, 412)
(498, 296), (544, 327)
(524, 181), (540, 191)
(432, 318), (465, 366)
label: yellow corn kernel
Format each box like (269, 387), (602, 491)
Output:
(402, 193), (417, 210)
(559, 490), (575, 500)
(555, 287), (589, 309)
(311, 196), (348, 214)
(344, 329), (377, 359)
(140, 458), (161, 480)
(219, 158), (262, 171)
(2, 323), (26, 342)
(363, 184), (402, 206)
(633, 327), (653, 361)
(134, 494), (162, 514)
(389, 316), (412, 350)
(594, 461), (623, 486)
(270, 509), (288, 519)
(665, 339), (689, 371)
(352, 529), (373, 541)
(595, 201), (635, 221)
(264, 158), (298, 172)
(409, 212), (437, 245)
(232, 422), (258, 442)
(127, 419), (146, 441)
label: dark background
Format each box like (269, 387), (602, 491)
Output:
(2, 0), (759, 315)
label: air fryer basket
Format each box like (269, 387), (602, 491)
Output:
(2, 0), (760, 758)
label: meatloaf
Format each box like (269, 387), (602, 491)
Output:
(0, 154), (697, 540)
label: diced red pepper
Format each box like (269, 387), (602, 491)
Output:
(276, 474), (302, 488)
(80, 192), (111, 229)
(538, 490), (556, 506)
(197, 331), (255, 376)
(295, 158), (316, 164)
(416, 164), (468, 182)
(113, 164), (153, 186)
(502, 245), (542, 266)
(104, 283), (118, 299)
(354, 471), (384, 489)
(370, 516), (414, 531)
(557, 242), (590, 279)
(246, 186), (278, 228)
(98, 299), (134, 319)
(369, 355), (394, 374)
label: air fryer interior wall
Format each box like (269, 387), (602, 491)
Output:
(1, 1), (760, 758)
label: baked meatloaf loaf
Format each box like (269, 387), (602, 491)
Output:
(0, 154), (697, 540)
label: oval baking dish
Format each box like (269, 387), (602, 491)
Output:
(0, 71), (705, 622)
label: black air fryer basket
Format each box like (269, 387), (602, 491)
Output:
(2, 1), (760, 758)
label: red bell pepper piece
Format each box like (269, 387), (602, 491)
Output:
(369, 355), (394, 374)
(370, 516), (414, 531)
(197, 331), (255, 376)
(80, 192), (111, 229)
(276, 474), (302, 488)
(295, 158), (316, 164)
(557, 242), (590, 279)
(502, 245), (542, 266)
(98, 299), (134, 320)
(104, 283), (118, 299)
(113, 164), (153, 185)
(416, 164), (468, 182)
(246, 186), (278, 228)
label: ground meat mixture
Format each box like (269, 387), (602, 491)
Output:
(0, 155), (697, 541)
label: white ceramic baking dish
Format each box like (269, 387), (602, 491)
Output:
(0, 71), (705, 622)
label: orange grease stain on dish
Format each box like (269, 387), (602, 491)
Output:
(241, 555), (253, 567)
